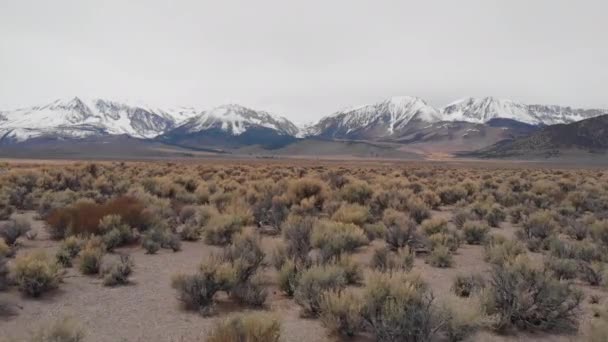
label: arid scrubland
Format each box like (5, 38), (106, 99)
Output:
(1, 160), (608, 341)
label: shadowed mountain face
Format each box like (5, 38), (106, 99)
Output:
(471, 114), (608, 158)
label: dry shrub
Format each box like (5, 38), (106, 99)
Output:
(438, 185), (468, 205)
(55, 236), (83, 267)
(482, 257), (583, 333)
(452, 274), (485, 297)
(339, 180), (373, 205)
(442, 297), (483, 342)
(0, 217), (31, 245)
(428, 231), (461, 252)
(331, 203), (370, 226)
(485, 204), (506, 227)
(30, 317), (85, 342)
(519, 210), (558, 244)
(320, 289), (363, 337)
(311, 220), (368, 261)
(362, 222), (387, 240)
(371, 246), (415, 273)
(99, 215), (135, 251)
(484, 236), (526, 265)
(462, 221), (489, 245)
(427, 245), (453, 268)
(335, 256), (364, 285)
(204, 213), (245, 246)
(0, 254), (8, 291)
(421, 217), (448, 236)
(286, 178), (327, 211)
(545, 257), (578, 280)
(171, 258), (231, 315)
(361, 272), (442, 342)
(591, 220), (608, 246)
(578, 261), (607, 286)
(79, 240), (105, 275)
(45, 196), (146, 239)
(207, 312), (281, 342)
(383, 209), (418, 250)
(294, 265), (347, 316)
(407, 197), (430, 224)
(281, 215), (315, 264)
(102, 254), (134, 286)
(12, 252), (62, 297)
(278, 259), (299, 296)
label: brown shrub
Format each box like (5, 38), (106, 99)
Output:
(46, 196), (146, 239)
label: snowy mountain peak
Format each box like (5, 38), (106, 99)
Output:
(179, 104), (299, 136)
(441, 97), (607, 125)
(442, 97), (534, 124)
(0, 97), (200, 142)
(309, 96), (441, 139)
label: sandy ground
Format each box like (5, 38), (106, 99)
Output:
(0, 209), (603, 341)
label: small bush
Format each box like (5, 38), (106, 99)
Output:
(545, 257), (578, 280)
(0, 239), (10, 258)
(99, 215), (135, 251)
(485, 204), (506, 227)
(294, 265), (347, 316)
(484, 237), (526, 265)
(179, 222), (201, 241)
(336, 256), (364, 285)
(521, 210), (558, 242)
(311, 220), (368, 261)
(331, 203), (370, 226)
(452, 274), (484, 297)
(427, 245), (453, 268)
(230, 274), (268, 307)
(207, 312), (281, 342)
(102, 254), (134, 286)
(428, 232), (460, 252)
(79, 244), (104, 275)
(339, 181), (373, 205)
(0, 254), (8, 291)
(421, 217), (448, 236)
(407, 198), (430, 224)
(55, 236), (83, 267)
(591, 220), (608, 246)
(371, 246), (415, 273)
(383, 209), (418, 250)
(578, 261), (606, 286)
(442, 299), (483, 342)
(204, 214), (244, 246)
(438, 185), (468, 205)
(278, 259), (299, 297)
(30, 317), (85, 342)
(282, 215), (315, 264)
(320, 289), (363, 337)
(361, 272), (441, 342)
(12, 252), (62, 297)
(462, 221), (489, 245)
(362, 222), (387, 240)
(482, 259), (583, 332)
(171, 259), (229, 315)
(0, 217), (31, 245)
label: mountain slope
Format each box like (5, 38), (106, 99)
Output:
(157, 104), (299, 150)
(471, 114), (608, 158)
(309, 96), (442, 140)
(0, 97), (199, 143)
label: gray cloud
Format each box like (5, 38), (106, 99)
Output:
(1, 0), (606, 122)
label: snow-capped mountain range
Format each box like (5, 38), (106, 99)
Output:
(1, 96), (607, 144)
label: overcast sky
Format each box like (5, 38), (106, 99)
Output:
(1, 0), (606, 122)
